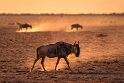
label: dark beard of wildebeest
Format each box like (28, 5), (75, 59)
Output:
(71, 24), (83, 31)
(16, 23), (32, 31)
(30, 41), (80, 72)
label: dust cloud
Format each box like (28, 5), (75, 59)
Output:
(16, 24), (73, 32)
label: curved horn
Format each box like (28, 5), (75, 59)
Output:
(78, 41), (79, 44)
(74, 41), (76, 44)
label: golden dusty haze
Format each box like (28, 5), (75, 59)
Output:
(0, 0), (124, 14)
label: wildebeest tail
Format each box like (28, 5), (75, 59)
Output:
(36, 47), (39, 58)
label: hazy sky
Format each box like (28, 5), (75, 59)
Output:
(0, 0), (123, 14)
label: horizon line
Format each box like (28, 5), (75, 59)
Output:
(0, 12), (124, 15)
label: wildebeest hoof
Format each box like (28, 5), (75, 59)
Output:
(29, 69), (32, 72)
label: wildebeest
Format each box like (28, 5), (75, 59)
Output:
(71, 24), (83, 31)
(16, 23), (32, 31)
(8, 23), (15, 25)
(96, 33), (108, 37)
(30, 41), (80, 72)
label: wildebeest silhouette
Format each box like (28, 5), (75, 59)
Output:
(96, 33), (108, 37)
(16, 23), (32, 31)
(71, 24), (83, 31)
(8, 23), (15, 25)
(30, 41), (80, 72)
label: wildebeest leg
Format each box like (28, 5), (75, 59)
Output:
(64, 57), (72, 71)
(30, 58), (40, 72)
(19, 27), (21, 31)
(55, 57), (61, 71)
(41, 57), (46, 71)
(77, 27), (78, 31)
(26, 27), (28, 31)
(71, 27), (73, 30)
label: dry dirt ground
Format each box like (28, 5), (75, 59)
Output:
(0, 26), (124, 83)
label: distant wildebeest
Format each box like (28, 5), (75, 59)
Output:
(96, 33), (108, 37)
(30, 41), (80, 72)
(8, 23), (15, 25)
(71, 24), (83, 31)
(16, 23), (32, 31)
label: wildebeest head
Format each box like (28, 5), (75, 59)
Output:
(80, 25), (83, 29)
(29, 25), (32, 29)
(73, 41), (80, 57)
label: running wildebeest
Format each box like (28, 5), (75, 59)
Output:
(16, 23), (32, 31)
(30, 41), (80, 72)
(71, 24), (83, 31)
